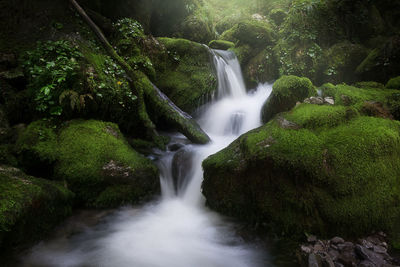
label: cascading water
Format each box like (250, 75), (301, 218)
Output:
(20, 50), (273, 267)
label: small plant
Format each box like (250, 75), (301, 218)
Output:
(113, 18), (145, 40)
(23, 40), (84, 116)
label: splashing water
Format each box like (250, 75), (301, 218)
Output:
(21, 50), (273, 267)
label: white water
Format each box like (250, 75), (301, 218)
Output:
(21, 50), (273, 267)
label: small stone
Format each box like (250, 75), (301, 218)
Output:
(331, 237), (345, 245)
(308, 96), (324, 105)
(308, 235), (318, 243)
(304, 98), (311, 104)
(301, 245), (313, 254)
(296, 101), (302, 106)
(308, 253), (323, 267)
(314, 243), (324, 252)
(373, 245), (387, 254)
(324, 97), (335, 105)
(355, 244), (385, 266)
(359, 260), (376, 267)
(328, 249), (340, 261)
(360, 239), (374, 249)
(378, 231), (387, 238)
(381, 242), (388, 249)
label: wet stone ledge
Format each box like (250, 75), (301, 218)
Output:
(298, 233), (400, 267)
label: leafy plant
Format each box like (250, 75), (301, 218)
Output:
(23, 40), (83, 116)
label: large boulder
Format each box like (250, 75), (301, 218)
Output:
(220, 20), (274, 49)
(203, 105), (400, 238)
(261, 75), (315, 123)
(0, 165), (74, 249)
(152, 38), (217, 114)
(16, 120), (159, 208)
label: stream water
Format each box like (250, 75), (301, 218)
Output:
(19, 50), (273, 267)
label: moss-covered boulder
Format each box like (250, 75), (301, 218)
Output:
(179, 13), (215, 44)
(356, 36), (400, 83)
(0, 165), (73, 249)
(16, 120), (58, 179)
(203, 108), (400, 238)
(153, 38), (217, 114)
(16, 120), (159, 208)
(322, 42), (368, 84)
(208, 40), (235, 50)
(220, 20), (274, 49)
(244, 47), (279, 85)
(386, 76), (400, 89)
(54, 120), (159, 207)
(261, 75), (315, 123)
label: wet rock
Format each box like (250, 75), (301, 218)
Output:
(331, 237), (345, 245)
(324, 97), (335, 105)
(172, 147), (194, 191)
(168, 143), (185, 151)
(355, 245), (385, 266)
(277, 116), (301, 130)
(309, 253), (323, 267)
(359, 260), (375, 267)
(304, 96), (324, 105)
(299, 233), (400, 267)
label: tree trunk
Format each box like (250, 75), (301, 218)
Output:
(68, 0), (210, 144)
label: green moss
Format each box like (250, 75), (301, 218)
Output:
(16, 120), (58, 178)
(220, 20), (274, 48)
(154, 38), (217, 113)
(322, 42), (368, 84)
(55, 120), (158, 206)
(269, 9), (287, 26)
(0, 145), (18, 167)
(245, 46), (279, 84)
(386, 76), (400, 89)
(285, 104), (356, 129)
(208, 40), (234, 50)
(320, 84), (398, 109)
(354, 81), (385, 89)
(0, 165), (73, 248)
(262, 75), (316, 123)
(203, 115), (400, 237)
(356, 48), (380, 74)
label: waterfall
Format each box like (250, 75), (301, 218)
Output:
(21, 50), (273, 267)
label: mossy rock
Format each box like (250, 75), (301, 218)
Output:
(179, 14), (215, 44)
(319, 83), (399, 110)
(261, 75), (315, 123)
(244, 46), (279, 85)
(386, 76), (400, 89)
(55, 120), (159, 207)
(208, 40), (234, 50)
(220, 20), (274, 49)
(16, 120), (159, 208)
(322, 42), (368, 84)
(203, 114), (400, 238)
(356, 36), (400, 83)
(153, 38), (217, 114)
(0, 165), (73, 250)
(16, 120), (59, 179)
(354, 81), (385, 90)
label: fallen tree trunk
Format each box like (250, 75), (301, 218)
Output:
(69, 0), (210, 144)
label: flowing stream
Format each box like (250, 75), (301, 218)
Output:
(20, 50), (273, 267)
